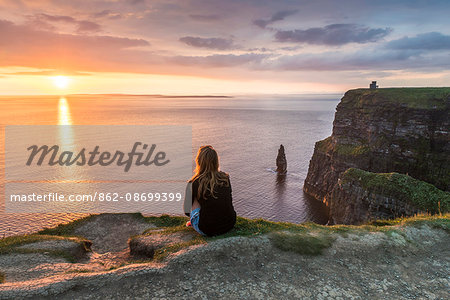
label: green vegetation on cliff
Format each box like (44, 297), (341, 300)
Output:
(335, 143), (370, 156)
(38, 215), (97, 236)
(0, 234), (91, 262)
(368, 214), (450, 232)
(341, 168), (450, 214)
(316, 137), (369, 157)
(316, 137), (333, 153)
(345, 87), (450, 109)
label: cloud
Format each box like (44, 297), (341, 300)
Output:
(38, 14), (75, 23)
(387, 32), (450, 50)
(246, 45), (302, 53)
(93, 10), (122, 20)
(76, 20), (101, 32)
(0, 19), (151, 73)
(0, 19), (263, 74)
(128, 0), (146, 5)
(5, 70), (91, 76)
(275, 24), (392, 45)
(253, 10), (298, 29)
(31, 13), (101, 33)
(169, 53), (268, 68)
(256, 47), (450, 72)
(188, 14), (220, 22)
(179, 36), (238, 50)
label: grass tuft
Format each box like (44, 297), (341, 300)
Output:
(316, 137), (370, 157)
(143, 214), (189, 227)
(208, 217), (311, 239)
(335, 143), (370, 156)
(38, 215), (96, 236)
(316, 137), (333, 153)
(269, 232), (334, 255)
(0, 234), (63, 253)
(153, 236), (207, 261)
(0, 234), (90, 262)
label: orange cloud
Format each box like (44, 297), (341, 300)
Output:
(0, 19), (151, 73)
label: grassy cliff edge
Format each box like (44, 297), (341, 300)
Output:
(1, 213), (448, 262)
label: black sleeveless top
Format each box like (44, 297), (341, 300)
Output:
(192, 177), (236, 236)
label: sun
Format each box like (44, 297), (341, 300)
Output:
(52, 76), (70, 89)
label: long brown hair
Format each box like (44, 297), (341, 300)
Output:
(190, 145), (229, 200)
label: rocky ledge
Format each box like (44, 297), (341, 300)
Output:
(304, 88), (450, 224)
(0, 213), (449, 299)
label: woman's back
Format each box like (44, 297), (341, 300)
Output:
(192, 176), (236, 236)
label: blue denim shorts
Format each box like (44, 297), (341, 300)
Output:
(190, 207), (206, 236)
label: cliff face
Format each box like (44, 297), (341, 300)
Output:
(329, 168), (449, 224)
(304, 88), (450, 223)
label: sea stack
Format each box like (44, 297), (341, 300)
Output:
(276, 144), (287, 175)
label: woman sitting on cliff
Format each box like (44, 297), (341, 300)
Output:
(184, 145), (236, 236)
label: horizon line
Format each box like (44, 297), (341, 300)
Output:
(0, 92), (346, 97)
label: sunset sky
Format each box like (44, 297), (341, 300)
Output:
(1, 0), (450, 95)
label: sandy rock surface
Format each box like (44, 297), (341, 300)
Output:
(73, 214), (156, 253)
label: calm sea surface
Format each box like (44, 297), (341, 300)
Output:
(0, 94), (340, 236)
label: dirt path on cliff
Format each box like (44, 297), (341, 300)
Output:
(1, 224), (448, 300)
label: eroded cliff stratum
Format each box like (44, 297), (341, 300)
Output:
(304, 88), (450, 224)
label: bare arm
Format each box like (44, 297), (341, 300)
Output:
(191, 198), (200, 210)
(184, 182), (201, 216)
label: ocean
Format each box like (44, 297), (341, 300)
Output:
(0, 94), (340, 237)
